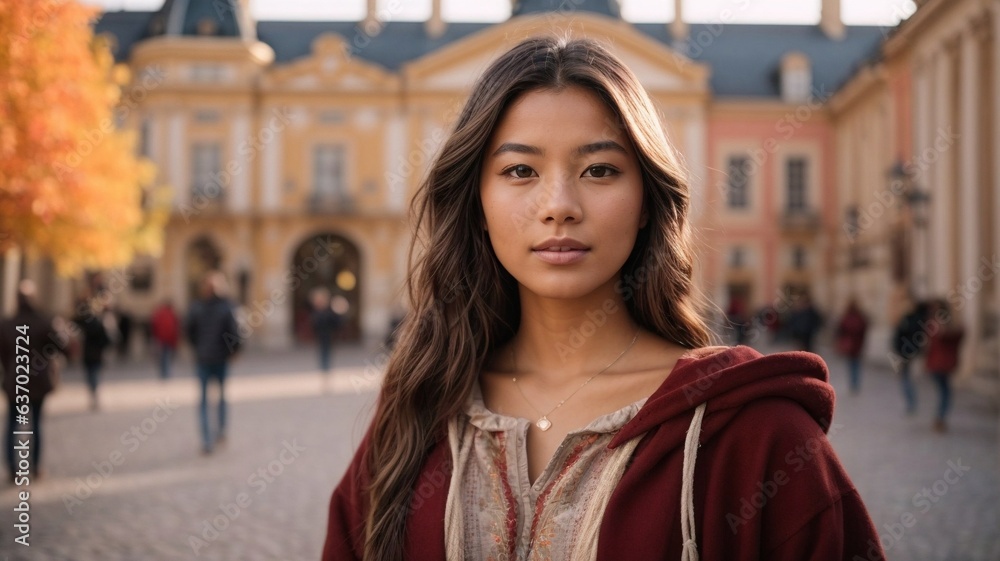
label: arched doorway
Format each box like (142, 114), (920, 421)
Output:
(185, 236), (223, 304)
(290, 233), (361, 343)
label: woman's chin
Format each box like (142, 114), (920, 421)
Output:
(517, 281), (617, 303)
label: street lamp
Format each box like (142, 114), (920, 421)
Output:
(887, 161), (931, 298)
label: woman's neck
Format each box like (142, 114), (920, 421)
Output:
(509, 282), (640, 383)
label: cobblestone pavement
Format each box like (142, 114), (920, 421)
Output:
(0, 341), (996, 560)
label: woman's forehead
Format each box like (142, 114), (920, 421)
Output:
(489, 87), (630, 150)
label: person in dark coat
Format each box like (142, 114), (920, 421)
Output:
(924, 299), (964, 432)
(309, 288), (346, 376)
(186, 271), (241, 454)
(115, 306), (133, 361)
(788, 293), (823, 352)
(0, 280), (65, 481)
(892, 300), (929, 414)
(835, 298), (869, 394)
(73, 297), (116, 411)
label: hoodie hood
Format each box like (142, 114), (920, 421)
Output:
(609, 345), (834, 450)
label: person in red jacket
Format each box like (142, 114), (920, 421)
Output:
(835, 298), (869, 394)
(924, 299), (964, 432)
(323, 37), (884, 561)
(150, 298), (180, 379)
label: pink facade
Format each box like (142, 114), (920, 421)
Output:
(704, 110), (836, 314)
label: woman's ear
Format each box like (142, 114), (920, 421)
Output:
(639, 209), (649, 229)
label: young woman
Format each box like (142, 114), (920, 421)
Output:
(323, 37), (883, 561)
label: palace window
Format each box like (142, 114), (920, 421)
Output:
(786, 157), (808, 211)
(727, 155), (751, 209)
(730, 246), (746, 268)
(791, 245), (808, 270)
(313, 144), (347, 201)
(845, 205), (860, 239)
(191, 142), (223, 201)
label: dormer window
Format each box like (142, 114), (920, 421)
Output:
(780, 52), (812, 103)
(145, 0), (253, 41)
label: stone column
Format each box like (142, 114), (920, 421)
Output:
(260, 105), (283, 212)
(930, 47), (954, 296)
(168, 109), (187, 210)
(912, 56), (931, 299)
(991, 2), (1000, 386)
(958, 25), (983, 377)
(229, 109), (251, 213)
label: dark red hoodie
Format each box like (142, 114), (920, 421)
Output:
(323, 345), (886, 560)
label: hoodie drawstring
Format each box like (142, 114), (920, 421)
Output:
(681, 402), (707, 561)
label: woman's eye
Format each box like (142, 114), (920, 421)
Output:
(583, 165), (619, 178)
(503, 164), (536, 179)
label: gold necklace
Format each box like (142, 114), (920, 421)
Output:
(511, 328), (641, 431)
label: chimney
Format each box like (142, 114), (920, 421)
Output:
(820, 0), (845, 40)
(363, 0), (382, 35)
(670, 0), (689, 44)
(426, 0), (446, 38)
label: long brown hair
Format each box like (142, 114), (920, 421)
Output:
(363, 36), (712, 559)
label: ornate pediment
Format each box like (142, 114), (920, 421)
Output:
(263, 33), (398, 92)
(402, 13), (709, 96)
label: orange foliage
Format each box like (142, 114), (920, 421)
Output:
(0, 0), (167, 276)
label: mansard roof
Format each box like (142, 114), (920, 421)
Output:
(94, 7), (884, 98)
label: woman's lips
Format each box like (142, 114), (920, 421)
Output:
(532, 248), (589, 264)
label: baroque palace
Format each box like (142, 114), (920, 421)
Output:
(2, 0), (997, 387)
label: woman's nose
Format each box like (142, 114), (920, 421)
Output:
(537, 175), (582, 224)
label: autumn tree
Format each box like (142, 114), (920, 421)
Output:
(0, 0), (168, 276)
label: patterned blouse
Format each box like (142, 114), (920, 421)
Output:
(445, 381), (648, 561)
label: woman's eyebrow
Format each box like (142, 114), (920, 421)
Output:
(492, 142), (542, 156)
(491, 140), (626, 157)
(575, 140), (627, 157)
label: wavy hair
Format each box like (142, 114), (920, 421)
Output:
(362, 36), (712, 560)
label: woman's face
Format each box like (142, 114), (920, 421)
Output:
(480, 86), (647, 301)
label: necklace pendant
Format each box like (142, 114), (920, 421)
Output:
(536, 417), (552, 431)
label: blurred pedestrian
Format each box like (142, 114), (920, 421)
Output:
(384, 308), (407, 351)
(835, 299), (869, 394)
(150, 298), (180, 379)
(924, 299), (964, 432)
(73, 296), (116, 411)
(186, 271), (241, 454)
(115, 305), (133, 361)
(754, 304), (781, 343)
(0, 280), (65, 482)
(788, 293), (823, 352)
(725, 295), (749, 345)
(309, 288), (346, 377)
(892, 300), (928, 414)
